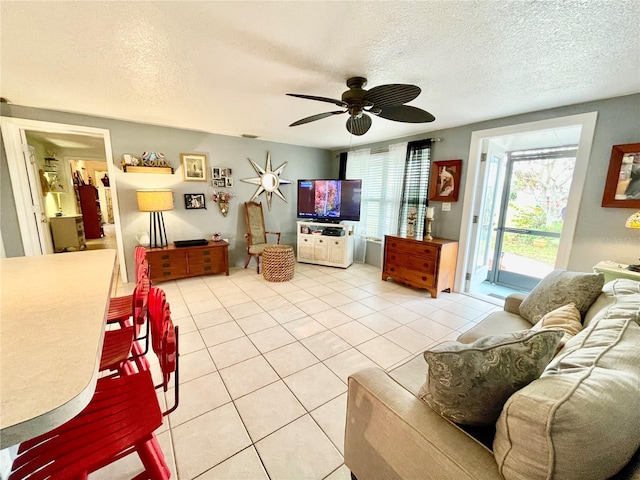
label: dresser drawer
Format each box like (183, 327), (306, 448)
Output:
(148, 250), (186, 263)
(154, 267), (188, 281)
(385, 265), (435, 289)
(188, 248), (224, 264)
(384, 251), (436, 274)
(189, 264), (222, 275)
(386, 239), (438, 258)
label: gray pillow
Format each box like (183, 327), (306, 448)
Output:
(419, 329), (563, 426)
(519, 270), (604, 324)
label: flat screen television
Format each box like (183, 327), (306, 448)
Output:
(297, 179), (362, 222)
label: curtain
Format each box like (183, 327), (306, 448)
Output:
(347, 143), (407, 261)
(398, 139), (432, 237)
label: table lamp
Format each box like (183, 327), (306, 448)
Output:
(625, 210), (640, 272)
(137, 189), (174, 248)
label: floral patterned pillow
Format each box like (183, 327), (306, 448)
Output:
(519, 270), (604, 324)
(419, 329), (563, 426)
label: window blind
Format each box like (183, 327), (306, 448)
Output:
(347, 143), (407, 241)
(399, 140), (432, 236)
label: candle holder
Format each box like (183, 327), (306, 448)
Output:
(425, 217), (434, 241)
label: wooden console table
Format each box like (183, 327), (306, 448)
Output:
(383, 235), (458, 298)
(146, 241), (229, 282)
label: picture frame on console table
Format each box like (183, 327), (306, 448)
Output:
(429, 159), (462, 202)
(601, 143), (640, 208)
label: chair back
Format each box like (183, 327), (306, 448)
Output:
(132, 276), (150, 337)
(148, 286), (179, 415)
(148, 286), (167, 356)
(135, 248), (148, 282)
(244, 201), (267, 245)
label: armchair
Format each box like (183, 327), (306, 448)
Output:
(243, 201), (281, 273)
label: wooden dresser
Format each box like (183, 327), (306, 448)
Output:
(383, 235), (458, 298)
(146, 241), (229, 282)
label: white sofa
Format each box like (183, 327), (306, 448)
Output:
(345, 277), (640, 480)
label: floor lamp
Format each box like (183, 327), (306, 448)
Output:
(137, 190), (174, 248)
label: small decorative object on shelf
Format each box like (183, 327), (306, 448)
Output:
(212, 190), (234, 217)
(122, 153), (174, 173)
(425, 206), (435, 241)
(407, 207), (417, 237)
(212, 232), (221, 242)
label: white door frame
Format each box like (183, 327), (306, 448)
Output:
(1, 117), (128, 283)
(455, 112), (598, 293)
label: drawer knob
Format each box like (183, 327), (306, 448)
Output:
(203, 251), (210, 255)
(422, 276), (427, 281)
(162, 271), (171, 277)
(162, 263), (170, 268)
(204, 258), (211, 263)
(161, 254), (169, 260)
(204, 266), (211, 271)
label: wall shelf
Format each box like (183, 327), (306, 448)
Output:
(122, 166), (174, 174)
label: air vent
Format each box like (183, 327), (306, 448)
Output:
(241, 134), (259, 139)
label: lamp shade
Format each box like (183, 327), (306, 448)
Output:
(625, 210), (640, 229)
(137, 190), (174, 212)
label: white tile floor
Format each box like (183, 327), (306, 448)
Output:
(99, 261), (500, 480)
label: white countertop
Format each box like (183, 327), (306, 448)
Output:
(0, 249), (116, 448)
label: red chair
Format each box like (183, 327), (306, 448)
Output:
(99, 277), (151, 375)
(107, 258), (149, 325)
(8, 292), (178, 480)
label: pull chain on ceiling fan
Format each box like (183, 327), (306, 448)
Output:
(287, 77), (435, 136)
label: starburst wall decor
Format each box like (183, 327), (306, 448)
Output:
(241, 152), (291, 210)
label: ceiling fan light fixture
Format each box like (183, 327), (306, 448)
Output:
(287, 76), (435, 135)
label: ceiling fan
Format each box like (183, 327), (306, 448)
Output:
(287, 76), (435, 136)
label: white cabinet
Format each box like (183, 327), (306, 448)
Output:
(50, 215), (86, 252)
(297, 221), (354, 268)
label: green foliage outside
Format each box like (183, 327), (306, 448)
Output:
(501, 233), (559, 266)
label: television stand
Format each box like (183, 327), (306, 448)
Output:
(297, 221), (354, 268)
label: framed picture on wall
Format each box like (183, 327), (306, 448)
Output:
(184, 193), (206, 210)
(601, 143), (640, 208)
(212, 167), (221, 180)
(429, 159), (462, 202)
(181, 153), (207, 182)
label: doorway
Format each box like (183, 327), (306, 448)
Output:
(456, 112), (598, 298)
(1, 117), (128, 283)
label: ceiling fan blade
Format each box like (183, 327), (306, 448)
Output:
(286, 93), (348, 108)
(377, 105), (435, 123)
(290, 111), (345, 127)
(346, 114), (372, 136)
(363, 84), (421, 107)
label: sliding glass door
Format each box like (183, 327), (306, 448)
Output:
(487, 146), (578, 290)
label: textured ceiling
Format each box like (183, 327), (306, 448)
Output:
(1, 1), (639, 150)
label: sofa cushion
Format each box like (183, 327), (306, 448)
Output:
(493, 293), (640, 480)
(519, 269), (604, 323)
(583, 277), (640, 327)
(419, 329), (563, 426)
(531, 303), (583, 349)
(457, 310), (532, 344)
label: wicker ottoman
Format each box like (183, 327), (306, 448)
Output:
(262, 244), (295, 282)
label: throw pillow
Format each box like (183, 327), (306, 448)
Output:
(531, 303), (583, 349)
(419, 329), (563, 426)
(519, 269), (604, 323)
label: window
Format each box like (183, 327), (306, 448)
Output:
(347, 143), (407, 241)
(398, 140), (432, 237)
